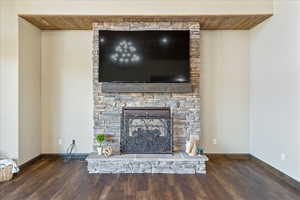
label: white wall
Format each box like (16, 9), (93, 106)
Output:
(40, 30), (250, 154)
(250, 0), (300, 181)
(0, 0), (3, 157)
(41, 31), (93, 154)
(2, 0), (273, 15)
(0, 0), (272, 160)
(18, 18), (41, 164)
(0, 0), (19, 159)
(200, 31), (249, 153)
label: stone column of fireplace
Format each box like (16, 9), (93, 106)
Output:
(92, 22), (200, 154)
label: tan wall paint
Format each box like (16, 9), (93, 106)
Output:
(250, 0), (300, 181)
(41, 31), (93, 154)
(3, 0), (273, 15)
(0, 0), (2, 157)
(0, 1), (19, 159)
(18, 18), (41, 164)
(0, 0), (272, 159)
(41, 30), (249, 154)
(200, 31), (249, 153)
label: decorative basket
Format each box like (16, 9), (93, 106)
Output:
(0, 165), (13, 182)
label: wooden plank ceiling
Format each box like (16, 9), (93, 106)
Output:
(19, 14), (272, 30)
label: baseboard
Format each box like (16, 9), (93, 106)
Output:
(250, 155), (300, 191)
(206, 153), (251, 160)
(41, 153), (89, 160)
(19, 154), (43, 170)
(19, 153), (88, 170)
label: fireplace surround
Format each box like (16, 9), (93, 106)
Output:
(92, 22), (201, 154)
(87, 21), (208, 174)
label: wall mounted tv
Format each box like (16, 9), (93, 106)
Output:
(99, 30), (190, 83)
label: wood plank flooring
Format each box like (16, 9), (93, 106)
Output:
(1, 155), (299, 200)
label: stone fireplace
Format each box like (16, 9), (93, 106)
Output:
(92, 22), (201, 154)
(121, 107), (172, 154)
(88, 21), (208, 174)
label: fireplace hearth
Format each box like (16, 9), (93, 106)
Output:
(120, 107), (172, 154)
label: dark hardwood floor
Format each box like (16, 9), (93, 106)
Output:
(1, 155), (299, 200)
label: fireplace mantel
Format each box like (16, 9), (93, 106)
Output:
(102, 82), (193, 93)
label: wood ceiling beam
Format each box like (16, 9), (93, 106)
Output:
(19, 14), (272, 30)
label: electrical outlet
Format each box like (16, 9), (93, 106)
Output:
(281, 153), (286, 161)
(213, 138), (217, 145)
(190, 135), (199, 141)
(58, 138), (62, 145)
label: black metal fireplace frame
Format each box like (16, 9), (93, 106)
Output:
(120, 107), (173, 154)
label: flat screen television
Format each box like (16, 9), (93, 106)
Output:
(99, 30), (190, 83)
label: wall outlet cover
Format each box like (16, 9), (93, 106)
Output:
(280, 153), (286, 161)
(213, 139), (217, 145)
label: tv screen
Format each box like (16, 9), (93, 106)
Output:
(99, 30), (190, 83)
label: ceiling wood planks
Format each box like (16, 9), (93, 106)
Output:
(19, 14), (272, 30)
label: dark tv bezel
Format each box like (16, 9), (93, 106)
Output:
(98, 30), (191, 83)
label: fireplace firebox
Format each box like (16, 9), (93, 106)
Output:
(120, 107), (172, 154)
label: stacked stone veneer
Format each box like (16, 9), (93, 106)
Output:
(87, 152), (208, 174)
(93, 22), (200, 153)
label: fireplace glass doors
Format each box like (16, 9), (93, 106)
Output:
(120, 107), (172, 154)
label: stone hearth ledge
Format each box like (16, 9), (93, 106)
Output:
(86, 151), (208, 174)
